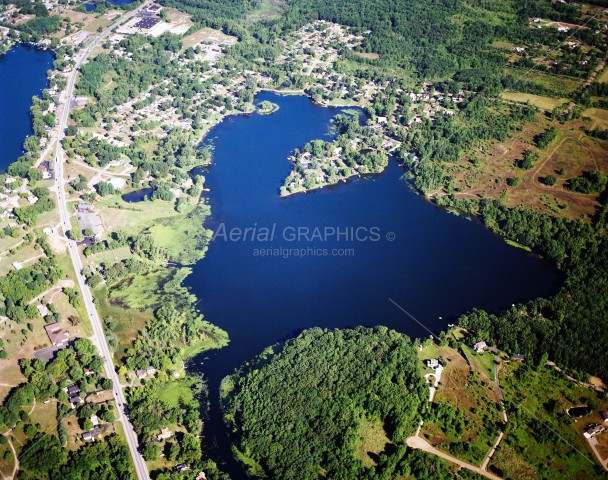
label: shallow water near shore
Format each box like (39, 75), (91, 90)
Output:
(186, 91), (561, 476)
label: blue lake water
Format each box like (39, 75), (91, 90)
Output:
(0, 45), (54, 172)
(187, 91), (562, 474)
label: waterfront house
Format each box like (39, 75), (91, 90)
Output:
(425, 359), (440, 369)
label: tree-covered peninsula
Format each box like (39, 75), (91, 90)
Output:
(222, 327), (429, 479)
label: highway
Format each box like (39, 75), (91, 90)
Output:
(52, 4), (151, 479)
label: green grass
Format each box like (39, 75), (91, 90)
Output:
(157, 378), (196, 409)
(596, 68), (608, 84)
(493, 363), (607, 479)
(501, 92), (569, 111)
(147, 205), (212, 265)
(506, 68), (583, 97)
(233, 446), (267, 478)
(94, 285), (151, 361)
(354, 417), (391, 467)
(504, 238), (532, 252)
(109, 270), (167, 310)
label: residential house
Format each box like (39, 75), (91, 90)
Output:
(82, 432), (94, 442)
(473, 341), (487, 353)
(157, 428), (173, 441)
(76, 203), (93, 213)
(584, 424), (605, 439)
(175, 464), (190, 473)
(69, 395), (84, 409)
(90, 414), (99, 427)
(66, 384), (80, 396)
(512, 354), (525, 362)
(601, 411), (608, 423)
(136, 369), (147, 380)
(44, 322), (69, 347)
(425, 359), (440, 369)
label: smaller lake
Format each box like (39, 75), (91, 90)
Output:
(121, 188), (152, 203)
(0, 45), (54, 172)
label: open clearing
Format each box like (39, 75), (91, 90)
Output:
(506, 68), (583, 97)
(501, 92), (568, 111)
(181, 27), (237, 49)
(597, 68), (608, 84)
(354, 417), (390, 467)
(450, 113), (608, 221)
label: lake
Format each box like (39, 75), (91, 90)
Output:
(0, 45), (54, 172)
(187, 92), (562, 475)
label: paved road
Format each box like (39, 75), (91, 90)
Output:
(52, 4), (151, 479)
(406, 436), (503, 480)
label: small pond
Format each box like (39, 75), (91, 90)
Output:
(121, 188), (152, 203)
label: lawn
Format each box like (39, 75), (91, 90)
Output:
(95, 196), (181, 234)
(157, 378), (196, 409)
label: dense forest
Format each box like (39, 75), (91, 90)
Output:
(222, 327), (429, 479)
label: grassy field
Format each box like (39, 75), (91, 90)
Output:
(506, 68), (583, 97)
(596, 67), (608, 84)
(181, 27), (237, 49)
(147, 204), (212, 265)
(94, 285), (151, 362)
(245, 0), (286, 24)
(582, 107), (608, 130)
(109, 269), (167, 310)
(354, 417), (390, 467)
(157, 378), (196, 409)
(450, 110), (608, 221)
(501, 92), (569, 111)
(95, 196), (181, 234)
(490, 363), (608, 479)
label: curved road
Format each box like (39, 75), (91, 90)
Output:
(406, 436), (503, 480)
(53, 4), (151, 479)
